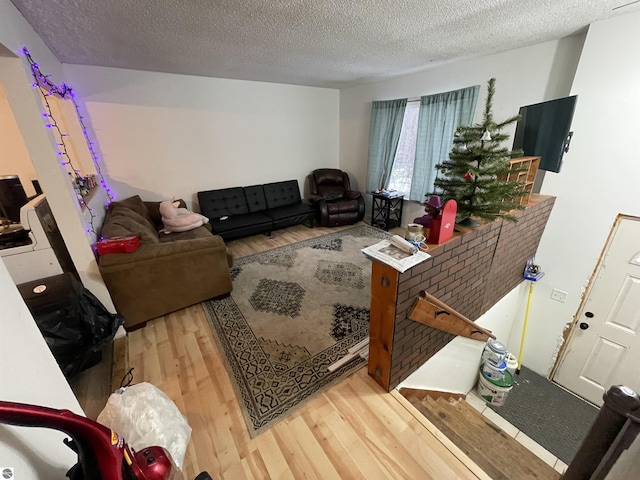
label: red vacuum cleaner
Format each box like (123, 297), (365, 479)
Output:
(0, 401), (212, 480)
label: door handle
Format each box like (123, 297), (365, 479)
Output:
(580, 322), (589, 330)
(585, 312), (594, 318)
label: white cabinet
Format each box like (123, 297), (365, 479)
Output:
(0, 195), (66, 284)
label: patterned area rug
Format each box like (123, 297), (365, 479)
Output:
(202, 225), (390, 437)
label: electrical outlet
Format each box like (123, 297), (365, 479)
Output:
(551, 289), (568, 303)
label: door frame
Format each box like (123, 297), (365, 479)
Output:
(550, 214), (640, 382)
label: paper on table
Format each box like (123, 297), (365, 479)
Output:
(361, 239), (431, 273)
(390, 235), (418, 254)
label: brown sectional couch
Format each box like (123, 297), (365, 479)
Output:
(98, 195), (233, 330)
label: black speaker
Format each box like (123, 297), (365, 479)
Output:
(0, 175), (28, 223)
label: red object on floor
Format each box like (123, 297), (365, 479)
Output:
(0, 399), (207, 480)
(96, 236), (140, 255)
(428, 199), (457, 244)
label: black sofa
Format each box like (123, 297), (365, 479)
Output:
(198, 180), (316, 241)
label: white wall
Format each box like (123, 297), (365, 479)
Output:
(63, 65), (340, 210)
(0, 2), (114, 311)
(0, 3), (102, 476)
(339, 35), (585, 224)
(0, 83), (38, 197)
(340, 36), (585, 390)
(526, 11), (640, 376)
(399, 283), (530, 393)
(0, 259), (82, 478)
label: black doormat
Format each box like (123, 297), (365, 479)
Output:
(487, 365), (599, 465)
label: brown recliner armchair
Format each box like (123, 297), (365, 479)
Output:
(307, 169), (365, 227)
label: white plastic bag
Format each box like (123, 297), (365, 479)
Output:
(97, 382), (191, 470)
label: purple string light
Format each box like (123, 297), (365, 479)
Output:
(22, 46), (116, 237)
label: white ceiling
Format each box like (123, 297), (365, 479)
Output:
(9, 0), (640, 88)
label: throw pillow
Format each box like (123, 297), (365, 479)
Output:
(109, 195), (155, 225)
(101, 210), (159, 244)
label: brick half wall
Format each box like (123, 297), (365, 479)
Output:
(385, 195), (555, 390)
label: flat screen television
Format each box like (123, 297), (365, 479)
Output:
(512, 95), (577, 173)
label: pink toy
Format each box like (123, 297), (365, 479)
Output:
(413, 195), (443, 228)
(159, 200), (209, 233)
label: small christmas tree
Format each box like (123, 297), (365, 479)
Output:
(433, 78), (525, 226)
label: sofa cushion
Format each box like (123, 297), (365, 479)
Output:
(263, 180), (302, 209)
(211, 212), (273, 241)
(198, 187), (250, 219)
(110, 195), (156, 225)
(243, 185), (268, 213)
(158, 225), (212, 242)
(267, 203), (316, 230)
(101, 209), (160, 244)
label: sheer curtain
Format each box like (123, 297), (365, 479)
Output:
(366, 98), (407, 192)
(409, 85), (480, 201)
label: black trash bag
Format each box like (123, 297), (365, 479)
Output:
(17, 273), (123, 379)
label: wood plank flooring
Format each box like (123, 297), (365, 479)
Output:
(126, 307), (484, 479)
(402, 393), (561, 480)
(111, 222), (487, 479)
(68, 344), (114, 420)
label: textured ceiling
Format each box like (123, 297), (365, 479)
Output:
(9, 0), (640, 88)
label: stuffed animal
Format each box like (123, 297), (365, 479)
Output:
(413, 195), (443, 228)
(159, 200), (209, 233)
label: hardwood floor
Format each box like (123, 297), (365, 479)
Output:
(68, 344), (114, 420)
(111, 223), (487, 479)
(402, 392), (560, 480)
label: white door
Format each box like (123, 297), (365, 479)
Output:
(553, 215), (640, 406)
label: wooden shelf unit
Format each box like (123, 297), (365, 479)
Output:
(503, 156), (540, 206)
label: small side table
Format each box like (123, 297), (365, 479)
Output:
(371, 193), (404, 231)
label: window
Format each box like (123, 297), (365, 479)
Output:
(387, 101), (419, 198)
(366, 85), (479, 202)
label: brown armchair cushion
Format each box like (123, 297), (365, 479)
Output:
(326, 198), (360, 214)
(313, 169), (346, 186)
(322, 190), (345, 201)
(312, 169), (349, 201)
